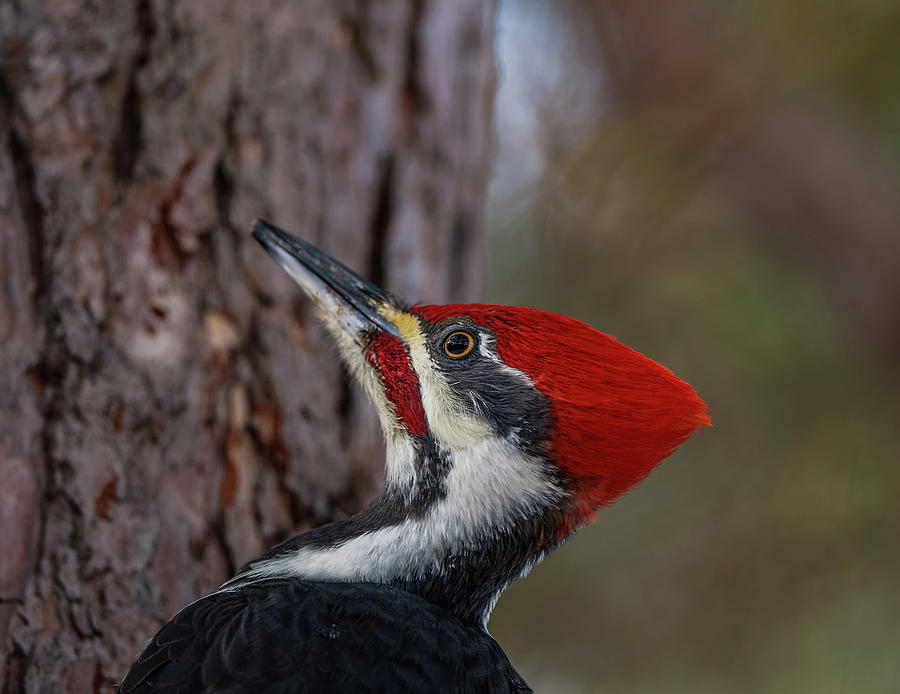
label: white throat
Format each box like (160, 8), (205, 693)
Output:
(228, 434), (564, 622)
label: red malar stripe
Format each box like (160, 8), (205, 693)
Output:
(365, 333), (427, 436)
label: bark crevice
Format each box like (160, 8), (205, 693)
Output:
(367, 154), (395, 289)
(5, 108), (45, 317)
(400, 0), (428, 140)
(112, 0), (154, 184)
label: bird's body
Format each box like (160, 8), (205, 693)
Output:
(119, 221), (708, 693)
(117, 579), (528, 694)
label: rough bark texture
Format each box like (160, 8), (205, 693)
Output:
(0, 1), (495, 691)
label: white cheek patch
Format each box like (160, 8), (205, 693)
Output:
(439, 435), (561, 532)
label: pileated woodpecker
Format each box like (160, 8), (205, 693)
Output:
(118, 220), (708, 693)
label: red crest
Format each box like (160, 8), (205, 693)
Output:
(415, 305), (709, 514)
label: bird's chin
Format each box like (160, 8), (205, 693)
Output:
(250, 218), (419, 435)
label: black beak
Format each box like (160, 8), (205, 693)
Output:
(251, 219), (401, 340)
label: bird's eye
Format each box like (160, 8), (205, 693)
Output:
(444, 331), (475, 358)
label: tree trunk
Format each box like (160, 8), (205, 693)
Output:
(0, 2), (496, 691)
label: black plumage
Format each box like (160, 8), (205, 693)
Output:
(117, 578), (531, 694)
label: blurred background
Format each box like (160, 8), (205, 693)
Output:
(486, 1), (900, 692)
(2, 1), (899, 691)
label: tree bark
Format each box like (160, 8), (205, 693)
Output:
(0, 1), (496, 691)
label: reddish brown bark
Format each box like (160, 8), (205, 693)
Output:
(0, 1), (496, 691)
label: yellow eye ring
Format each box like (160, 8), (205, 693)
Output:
(444, 331), (475, 358)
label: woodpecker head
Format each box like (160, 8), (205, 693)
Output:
(247, 220), (709, 622)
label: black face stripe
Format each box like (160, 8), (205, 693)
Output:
(408, 437), (452, 517)
(421, 318), (551, 450)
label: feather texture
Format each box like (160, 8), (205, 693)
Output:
(414, 304), (710, 516)
(118, 579), (531, 694)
